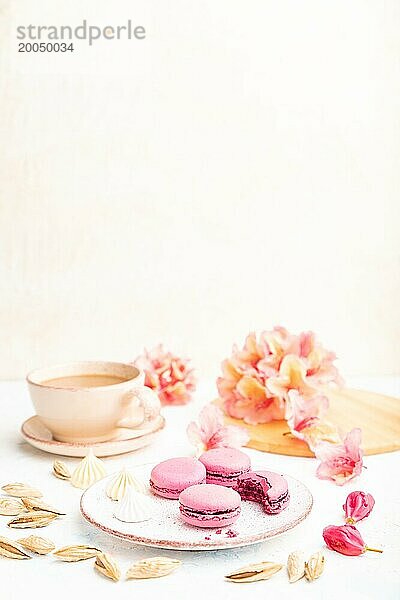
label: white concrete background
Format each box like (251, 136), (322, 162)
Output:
(0, 377), (399, 600)
(1, 0), (399, 380)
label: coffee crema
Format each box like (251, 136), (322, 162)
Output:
(41, 374), (128, 388)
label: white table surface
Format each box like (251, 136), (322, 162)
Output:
(0, 378), (399, 600)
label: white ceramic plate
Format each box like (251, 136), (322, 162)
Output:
(80, 464), (313, 550)
(21, 415), (165, 457)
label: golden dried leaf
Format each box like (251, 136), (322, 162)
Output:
(53, 461), (71, 481)
(18, 535), (55, 555)
(126, 557), (181, 579)
(94, 552), (121, 582)
(287, 550), (305, 583)
(0, 536), (31, 559)
(0, 497), (25, 516)
(225, 561), (282, 583)
(7, 510), (58, 529)
(21, 497), (65, 515)
(305, 552), (325, 581)
(53, 544), (101, 562)
(1, 483), (42, 498)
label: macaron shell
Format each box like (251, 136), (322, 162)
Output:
(150, 457), (206, 499)
(179, 484), (241, 528)
(179, 483), (241, 511)
(199, 448), (251, 488)
(179, 508), (240, 528)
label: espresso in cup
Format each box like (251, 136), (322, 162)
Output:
(27, 361), (161, 443)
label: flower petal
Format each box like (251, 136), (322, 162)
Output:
(187, 404), (248, 452)
(236, 376), (269, 403)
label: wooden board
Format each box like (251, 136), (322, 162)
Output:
(217, 387), (400, 457)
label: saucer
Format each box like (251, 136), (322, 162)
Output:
(21, 415), (165, 458)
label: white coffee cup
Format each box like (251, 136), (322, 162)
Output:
(26, 361), (161, 443)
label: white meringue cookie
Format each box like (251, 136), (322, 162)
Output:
(106, 467), (146, 501)
(114, 486), (153, 523)
(71, 448), (106, 489)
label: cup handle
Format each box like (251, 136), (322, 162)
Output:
(117, 386), (161, 429)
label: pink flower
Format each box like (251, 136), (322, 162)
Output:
(134, 344), (196, 406)
(284, 390), (334, 450)
(315, 428), (363, 485)
(221, 373), (285, 425)
(267, 355), (315, 400)
(343, 491), (375, 524)
(217, 327), (342, 425)
(187, 404), (249, 455)
(285, 390), (329, 432)
(259, 327), (300, 373)
(297, 421), (341, 451)
(299, 331), (344, 386)
(323, 524), (382, 556)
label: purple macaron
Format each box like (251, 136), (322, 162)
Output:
(150, 457), (206, 499)
(199, 447), (251, 488)
(235, 470), (290, 514)
(179, 484), (241, 528)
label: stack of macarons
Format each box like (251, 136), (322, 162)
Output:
(149, 447), (290, 528)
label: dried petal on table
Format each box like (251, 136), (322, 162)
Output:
(126, 557), (181, 579)
(7, 511), (58, 529)
(0, 536), (31, 559)
(287, 550), (305, 582)
(94, 552), (121, 582)
(18, 535), (55, 555)
(225, 561), (282, 583)
(53, 460), (71, 481)
(0, 497), (25, 516)
(21, 497), (65, 515)
(305, 552), (325, 581)
(53, 545), (101, 562)
(1, 483), (42, 498)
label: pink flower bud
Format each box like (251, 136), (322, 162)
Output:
(323, 524), (365, 555)
(323, 525), (382, 556)
(343, 491), (375, 524)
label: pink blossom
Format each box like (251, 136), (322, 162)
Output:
(315, 428), (363, 485)
(217, 327), (342, 425)
(267, 355), (318, 401)
(343, 491), (375, 524)
(297, 421), (341, 451)
(285, 390), (339, 451)
(285, 390), (329, 432)
(259, 327), (300, 372)
(187, 404), (249, 455)
(323, 524), (382, 556)
(284, 390), (332, 450)
(220, 373), (285, 425)
(299, 331), (344, 386)
(134, 344), (196, 406)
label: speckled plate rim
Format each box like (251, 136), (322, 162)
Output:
(21, 415), (165, 458)
(80, 472), (313, 551)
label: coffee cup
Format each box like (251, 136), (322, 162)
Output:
(26, 361), (161, 443)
